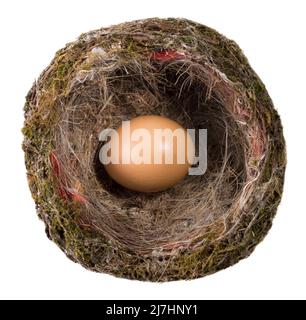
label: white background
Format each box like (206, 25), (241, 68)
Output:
(0, 0), (305, 300)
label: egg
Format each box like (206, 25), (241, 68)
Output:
(103, 115), (194, 192)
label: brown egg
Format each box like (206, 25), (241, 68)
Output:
(103, 115), (194, 192)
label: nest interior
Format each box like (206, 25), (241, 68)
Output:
(22, 18), (286, 281)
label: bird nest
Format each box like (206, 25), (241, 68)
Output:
(22, 18), (286, 281)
